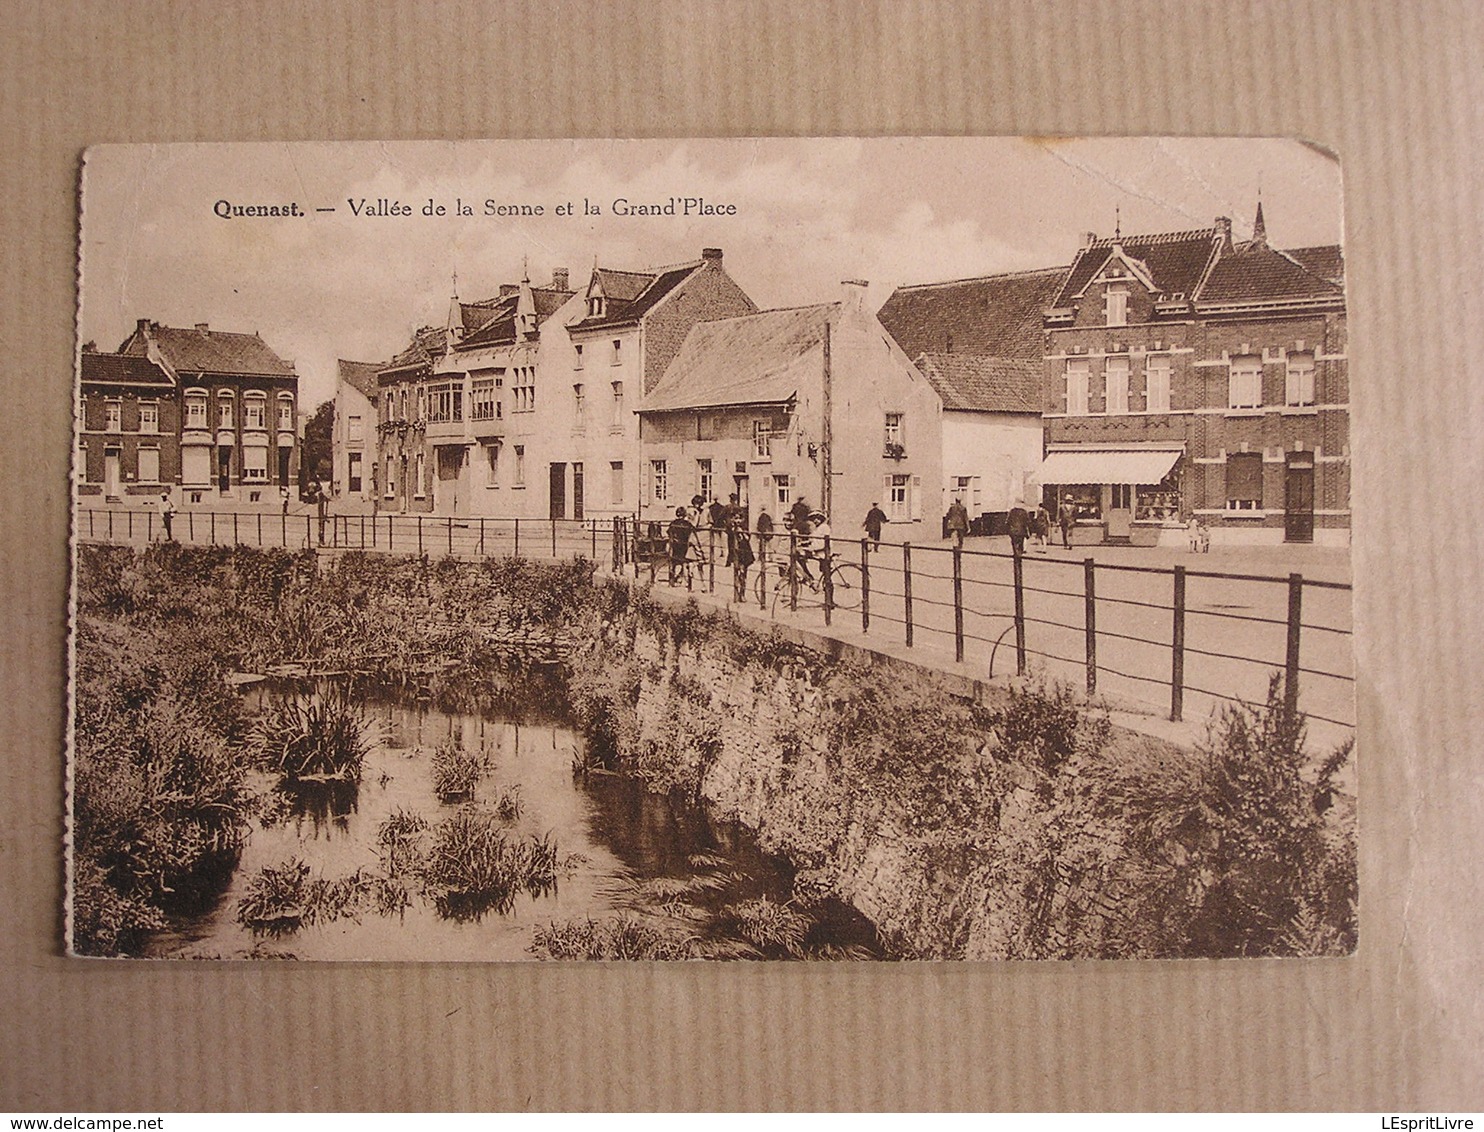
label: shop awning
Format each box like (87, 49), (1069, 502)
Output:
(1039, 447), (1182, 486)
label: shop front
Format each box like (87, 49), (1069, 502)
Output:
(1040, 444), (1185, 547)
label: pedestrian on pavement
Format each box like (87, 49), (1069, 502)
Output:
(280, 484), (291, 516)
(863, 501), (887, 551)
(1034, 503), (1051, 548)
(1007, 501), (1030, 558)
(789, 497), (811, 536)
(731, 519), (754, 601)
(159, 491), (175, 541)
(312, 480), (329, 545)
(1059, 495), (1076, 549)
(723, 492), (744, 565)
(755, 506), (774, 568)
(688, 494), (706, 531)
(668, 506), (695, 585)
(946, 497), (970, 549)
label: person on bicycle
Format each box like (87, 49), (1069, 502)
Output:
(796, 508), (831, 586)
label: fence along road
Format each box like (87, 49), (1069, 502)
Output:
(75, 507), (1356, 753)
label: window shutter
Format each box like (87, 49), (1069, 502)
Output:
(910, 475), (923, 521)
(883, 474), (892, 506)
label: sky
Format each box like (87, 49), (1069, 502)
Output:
(78, 137), (1343, 408)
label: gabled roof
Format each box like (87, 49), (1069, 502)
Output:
(456, 286), (574, 349)
(641, 305), (833, 413)
(914, 353), (1041, 414)
(1053, 228), (1219, 307)
(877, 268), (1063, 362)
(122, 321), (296, 377)
(457, 297), (507, 336)
(337, 359), (383, 400)
(569, 262), (702, 333)
(383, 326), (447, 374)
(1281, 245), (1345, 286)
(1197, 240), (1345, 307)
(80, 350), (173, 387)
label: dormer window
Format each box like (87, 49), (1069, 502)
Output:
(1104, 284), (1128, 327)
(588, 296), (605, 318)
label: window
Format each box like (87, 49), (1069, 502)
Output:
(1225, 452), (1264, 510)
(753, 420), (772, 460)
(385, 457), (396, 498)
(347, 414), (363, 442)
(1065, 358), (1090, 415)
(651, 459), (668, 503)
(573, 383), (585, 428)
(1137, 471), (1182, 522)
(610, 461), (624, 505)
(243, 446), (268, 482)
(484, 444), (499, 487)
(773, 473), (792, 509)
(427, 382), (463, 423)
(611, 338), (622, 365)
(514, 445), (525, 487)
(139, 402), (159, 434)
(574, 344), (584, 370)
(470, 377), (496, 421)
(104, 400), (121, 431)
(384, 392), (394, 420)
(185, 394), (207, 428)
(137, 447), (160, 483)
(217, 395), (233, 428)
(884, 412), (904, 455)
(887, 473), (910, 521)
(414, 452), (425, 496)
(588, 296), (604, 318)
(278, 397), (293, 431)
(513, 368), (535, 413)
(953, 475), (982, 513)
(1145, 355), (1171, 413)
(611, 381), (624, 429)
(244, 396), (266, 430)
(1229, 355), (1263, 410)
(1105, 356), (1130, 415)
(697, 414), (716, 441)
(1286, 352), (1315, 407)
(416, 386), (426, 421)
(1104, 284), (1128, 327)
(697, 458), (714, 502)
(348, 452), (363, 493)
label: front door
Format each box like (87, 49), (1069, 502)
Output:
(103, 448), (121, 500)
(1285, 454), (1315, 543)
(1106, 483), (1133, 539)
(217, 447), (232, 494)
(277, 446), (291, 488)
(549, 462), (567, 521)
(572, 462), (584, 521)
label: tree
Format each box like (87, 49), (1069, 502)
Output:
(302, 399), (335, 486)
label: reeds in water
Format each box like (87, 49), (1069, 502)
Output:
(252, 689), (373, 782)
(430, 740), (484, 800)
(529, 915), (700, 960)
(420, 807), (559, 919)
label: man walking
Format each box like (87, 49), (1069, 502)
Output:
(863, 501), (887, 551)
(159, 491), (175, 541)
(1007, 500), (1030, 558)
(1058, 495), (1076, 549)
(946, 497), (969, 549)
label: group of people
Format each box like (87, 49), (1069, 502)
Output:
(665, 493), (848, 599)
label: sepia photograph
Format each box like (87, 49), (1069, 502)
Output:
(70, 136), (1354, 961)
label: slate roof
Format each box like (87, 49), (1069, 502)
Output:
(1197, 241), (1345, 307)
(1281, 245), (1346, 286)
(457, 297), (508, 336)
(337, 359), (383, 400)
(122, 321), (296, 376)
(877, 268), (1063, 362)
(1053, 229), (1219, 307)
(641, 305), (833, 413)
(383, 326), (447, 373)
(456, 286), (574, 349)
(80, 350), (173, 387)
(914, 353), (1042, 414)
(569, 263), (701, 332)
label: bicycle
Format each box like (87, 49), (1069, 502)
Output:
(766, 546), (863, 616)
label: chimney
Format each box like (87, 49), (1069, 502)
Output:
(551, 267), (569, 291)
(841, 278), (869, 314)
(1215, 216), (1233, 252)
(136, 317), (150, 334)
(195, 322), (210, 335)
(701, 247), (723, 263)
(1084, 231), (1097, 248)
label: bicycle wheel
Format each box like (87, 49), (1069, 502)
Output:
(828, 562), (864, 610)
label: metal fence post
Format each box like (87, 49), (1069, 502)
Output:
(479, 517), (486, 557)
(789, 532), (799, 612)
(417, 514), (424, 556)
(305, 514), (311, 548)
(281, 511), (286, 547)
(591, 519), (597, 561)
(708, 528), (717, 594)
(387, 515), (393, 552)
(127, 510), (133, 540)
(903, 542), (914, 647)
(514, 517), (520, 558)
(257, 513), (263, 547)
(447, 516), (453, 556)
(1171, 565), (1186, 721)
(952, 545), (964, 662)
(360, 515), (365, 549)
(1013, 549), (1027, 676)
(822, 535), (834, 625)
(210, 512), (216, 545)
(860, 538), (870, 633)
(108, 510), (113, 540)
(89, 510), (95, 538)
(1286, 573), (1303, 718)
(1083, 557), (1097, 693)
(550, 518), (557, 558)
(147, 512), (153, 541)
(188, 511), (194, 542)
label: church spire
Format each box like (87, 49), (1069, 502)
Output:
(1252, 199), (1267, 245)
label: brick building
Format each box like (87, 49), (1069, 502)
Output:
(1040, 206), (1347, 546)
(334, 359), (382, 502)
(77, 350), (177, 500)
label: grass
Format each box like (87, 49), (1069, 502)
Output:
(420, 807), (559, 919)
(375, 808), (430, 877)
(429, 739), (484, 800)
(529, 916), (700, 960)
(235, 858), (411, 932)
(251, 689), (373, 782)
(726, 896), (811, 958)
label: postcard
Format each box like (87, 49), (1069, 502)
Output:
(70, 137), (1353, 960)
